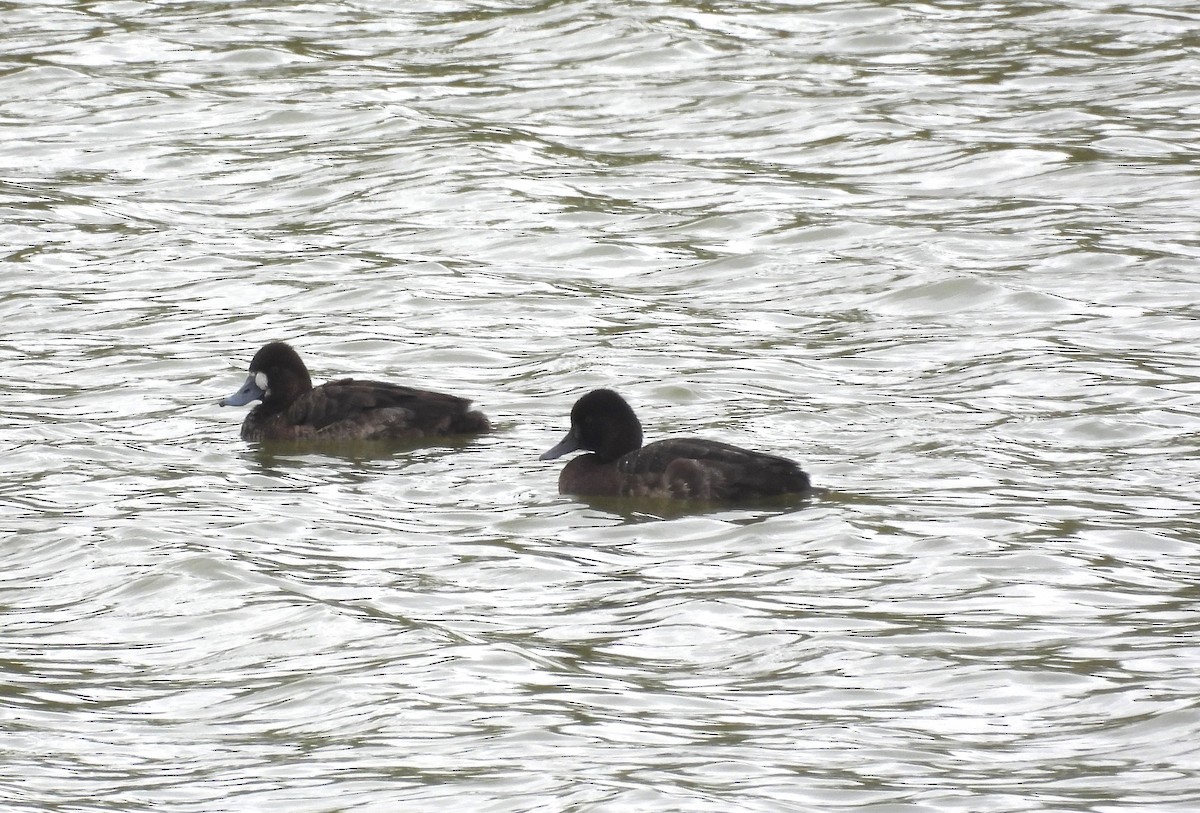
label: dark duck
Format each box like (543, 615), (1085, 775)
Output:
(540, 389), (811, 501)
(220, 341), (490, 442)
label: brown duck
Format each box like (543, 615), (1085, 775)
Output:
(220, 341), (490, 442)
(541, 389), (810, 501)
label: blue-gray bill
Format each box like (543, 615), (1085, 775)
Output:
(219, 374), (265, 407)
(540, 431), (580, 460)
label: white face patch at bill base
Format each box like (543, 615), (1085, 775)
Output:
(254, 371), (268, 391)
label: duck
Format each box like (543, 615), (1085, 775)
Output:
(540, 388), (811, 501)
(219, 341), (490, 442)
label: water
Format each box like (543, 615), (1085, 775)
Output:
(3, 1), (1199, 810)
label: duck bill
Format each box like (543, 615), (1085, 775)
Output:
(540, 430), (581, 460)
(219, 374), (266, 407)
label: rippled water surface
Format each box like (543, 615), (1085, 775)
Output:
(3, 1), (1199, 810)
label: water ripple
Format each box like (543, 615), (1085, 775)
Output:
(3, 1), (1199, 811)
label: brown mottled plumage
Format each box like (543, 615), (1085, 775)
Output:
(220, 342), (490, 443)
(540, 389), (810, 501)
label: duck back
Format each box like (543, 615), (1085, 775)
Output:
(244, 378), (490, 442)
(617, 438), (810, 501)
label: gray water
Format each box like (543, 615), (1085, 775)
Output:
(3, 1), (1199, 811)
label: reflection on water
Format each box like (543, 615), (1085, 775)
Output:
(2, 0), (1198, 810)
